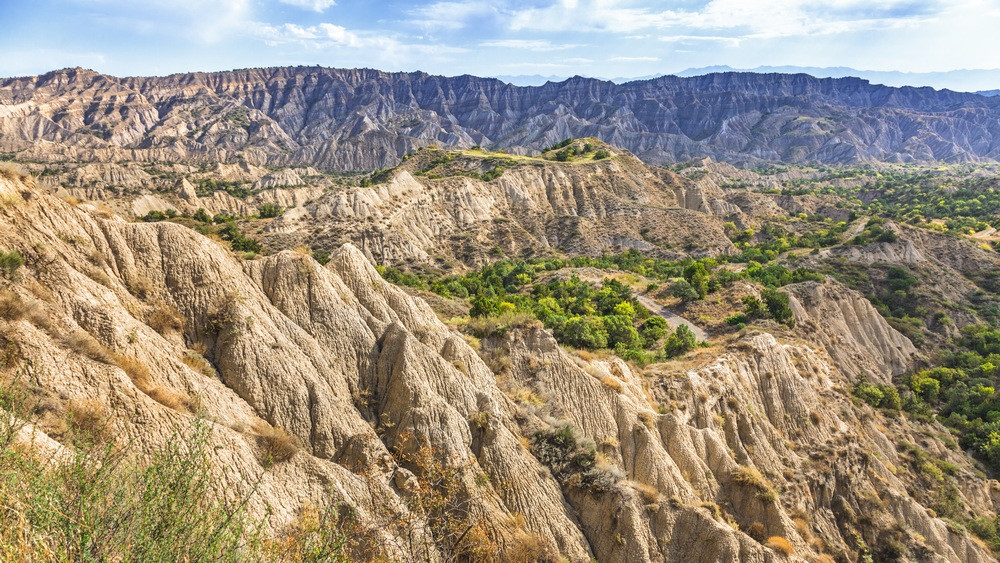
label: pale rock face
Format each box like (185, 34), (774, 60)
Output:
(0, 173), (996, 562)
(262, 154), (739, 266)
(786, 280), (919, 381)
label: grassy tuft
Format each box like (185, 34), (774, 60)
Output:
(255, 424), (299, 466)
(764, 535), (794, 556)
(731, 465), (779, 503)
(147, 303), (184, 335)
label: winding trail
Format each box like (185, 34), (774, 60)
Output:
(635, 294), (708, 342)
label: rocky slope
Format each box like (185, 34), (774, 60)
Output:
(31, 142), (754, 266)
(2, 67), (1000, 169)
(0, 164), (997, 561)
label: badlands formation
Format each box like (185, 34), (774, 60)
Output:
(1, 144), (999, 561)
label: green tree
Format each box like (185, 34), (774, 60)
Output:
(556, 316), (608, 349)
(670, 279), (699, 302)
(762, 289), (794, 327)
(684, 263), (710, 299)
(664, 325), (697, 358)
(639, 317), (668, 347)
(603, 315), (641, 350)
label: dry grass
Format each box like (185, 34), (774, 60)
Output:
(631, 481), (661, 504)
(112, 352), (193, 412)
(86, 248), (107, 268)
(84, 266), (110, 286)
(255, 424), (299, 465)
(66, 398), (111, 443)
(504, 530), (559, 563)
(147, 303), (183, 335)
(127, 275), (154, 299)
(747, 521), (767, 542)
(478, 348), (512, 375)
(146, 386), (193, 413)
(765, 536), (794, 556)
(92, 205), (115, 219)
(0, 161), (31, 184)
(793, 516), (811, 539)
(64, 331), (112, 363)
(181, 351), (217, 378)
(638, 410), (656, 429)
(598, 436), (620, 449)
(574, 348), (611, 362)
(0, 339), (21, 370)
(507, 386), (544, 407)
(463, 312), (540, 337)
(601, 375), (623, 392)
(112, 353), (152, 389)
(731, 465), (778, 503)
(0, 290), (28, 321)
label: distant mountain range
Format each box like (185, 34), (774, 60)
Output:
(676, 66), (1000, 93)
(500, 66), (1000, 93)
(2, 66), (999, 169)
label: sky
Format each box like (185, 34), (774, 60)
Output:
(1, 0), (999, 83)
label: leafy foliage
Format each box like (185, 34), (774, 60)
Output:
(663, 325), (697, 358)
(899, 325), (1000, 470)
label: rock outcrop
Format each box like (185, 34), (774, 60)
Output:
(786, 280), (919, 380)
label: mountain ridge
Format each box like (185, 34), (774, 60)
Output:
(2, 66), (1000, 169)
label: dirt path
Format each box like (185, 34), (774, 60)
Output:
(635, 294), (708, 341)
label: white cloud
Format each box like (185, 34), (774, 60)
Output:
(245, 20), (470, 69)
(248, 22), (394, 49)
(409, 1), (499, 30)
(277, 0), (336, 12)
(610, 56), (659, 62)
(658, 35), (742, 47)
(479, 39), (581, 51)
(506, 0), (944, 39)
(79, 0), (251, 43)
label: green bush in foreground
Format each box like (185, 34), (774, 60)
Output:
(0, 418), (265, 561)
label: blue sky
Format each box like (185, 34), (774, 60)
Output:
(1, 0), (998, 80)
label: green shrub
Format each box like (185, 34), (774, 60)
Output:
(603, 315), (641, 350)
(257, 204), (282, 219)
(762, 289), (794, 327)
(531, 422), (619, 491)
(555, 316), (608, 349)
(725, 313), (748, 327)
(192, 208), (212, 223)
(853, 381), (901, 411)
(663, 325), (697, 358)
(0, 250), (24, 277)
(141, 210), (168, 222)
(218, 222), (262, 254)
(670, 279), (699, 302)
